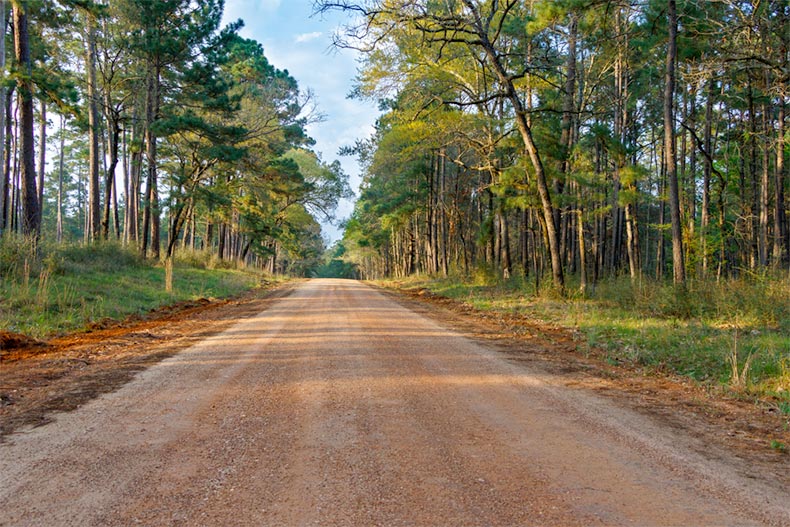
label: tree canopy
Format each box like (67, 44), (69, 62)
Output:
(320, 0), (790, 289)
(0, 0), (350, 277)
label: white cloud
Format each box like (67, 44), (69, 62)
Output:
(295, 31), (323, 44)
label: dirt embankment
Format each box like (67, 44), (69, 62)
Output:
(0, 284), (296, 438)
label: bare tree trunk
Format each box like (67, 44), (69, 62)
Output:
(500, 210), (511, 279)
(37, 99), (44, 227)
(779, 9), (790, 267)
(625, 203), (640, 279)
(439, 151), (449, 276)
(141, 60), (161, 259)
(84, 10), (101, 241)
(11, 106), (19, 233)
(57, 114), (65, 242)
(760, 98), (770, 267)
(701, 77), (714, 276)
(0, 0), (6, 236)
(102, 110), (120, 239)
(112, 163), (120, 239)
(775, 96), (787, 266)
(12, 2), (40, 238)
(656, 143), (666, 280)
(665, 0), (685, 284)
(578, 208), (587, 295)
(125, 109), (143, 245)
(467, 2), (563, 289)
(2, 89), (14, 233)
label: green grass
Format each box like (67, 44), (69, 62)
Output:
(0, 238), (266, 339)
(381, 271), (790, 400)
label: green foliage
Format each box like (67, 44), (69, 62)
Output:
(385, 273), (790, 398)
(314, 258), (359, 279)
(0, 240), (260, 338)
(0, 235), (39, 278)
(9, 1), (341, 274)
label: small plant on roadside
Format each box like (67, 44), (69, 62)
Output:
(36, 267), (51, 307)
(729, 331), (756, 389)
(770, 440), (787, 453)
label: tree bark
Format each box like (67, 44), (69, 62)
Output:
(775, 96), (787, 266)
(84, 10), (101, 241)
(760, 98), (770, 267)
(37, 98), (44, 227)
(2, 88), (13, 233)
(701, 77), (714, 276)
(12, 2), (40, 238)
(57, 114), (65, 242)
(452, 0), (564, 289)
(0, 0), (5, 236)
(141, 60), (161, 259)
(665, 0), (685, 284)
(102, 109), (120, 239)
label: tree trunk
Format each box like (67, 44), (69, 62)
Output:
(468, 4), (563, 290)
(141, 60), (161, 259)
(701, 77), (714, 276)
(12, 2), (40, 238)
(125, 108), (143, 245)
(665, 0), (685, 284)
(102, 111), (120, 239)
(0, 0), (6, 236)
(775, 96), (787, 266)
(500, 210), (511, 279)
(760, 99), (770, 267)
(3, 89), (15, 233)
(84, 10), (101, 241)
(56, 115), (65, 242)
(578, 208), (587, 295)
(37, 99), (45, 227)
(656, 143), (666, 280)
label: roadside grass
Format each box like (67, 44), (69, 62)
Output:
(380, 272), (790, 402)
(0, 237), (266, 339)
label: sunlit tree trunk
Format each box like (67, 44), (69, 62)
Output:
(13, 1), (40, 238)
(775, 96), (787, 266)
(2, 88), (13, 233)
(0, 0), (5, 236)
(37, 99), (44, 228)
(57, 114), (64, 242)
(665, 0), (685, 284)
(84, 10), (101, 241)
(141, 60), (161, 259)
(701, 77), (714, 277)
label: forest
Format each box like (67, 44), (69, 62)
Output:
(323, 0), (790, 292)
(0, 0), (351, 275)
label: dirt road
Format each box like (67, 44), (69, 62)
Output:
(1, 279), (787, 526)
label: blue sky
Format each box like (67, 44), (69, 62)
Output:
(221, 0), (380, 242)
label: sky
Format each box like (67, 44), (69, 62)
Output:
(221, 0), (380, 243)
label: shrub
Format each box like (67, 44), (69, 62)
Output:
(0, 234), (39, 278)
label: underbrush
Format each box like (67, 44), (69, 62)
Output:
(0, 237), (263, 339)
(382, 271), (790, 401)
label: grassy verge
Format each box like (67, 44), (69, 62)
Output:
(380, 272), (790, 403)
(1, 238), (270, 339)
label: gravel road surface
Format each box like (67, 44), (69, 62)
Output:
(1, 279), (787, 526)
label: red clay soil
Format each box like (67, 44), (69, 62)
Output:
(0, 284), (297, 438)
